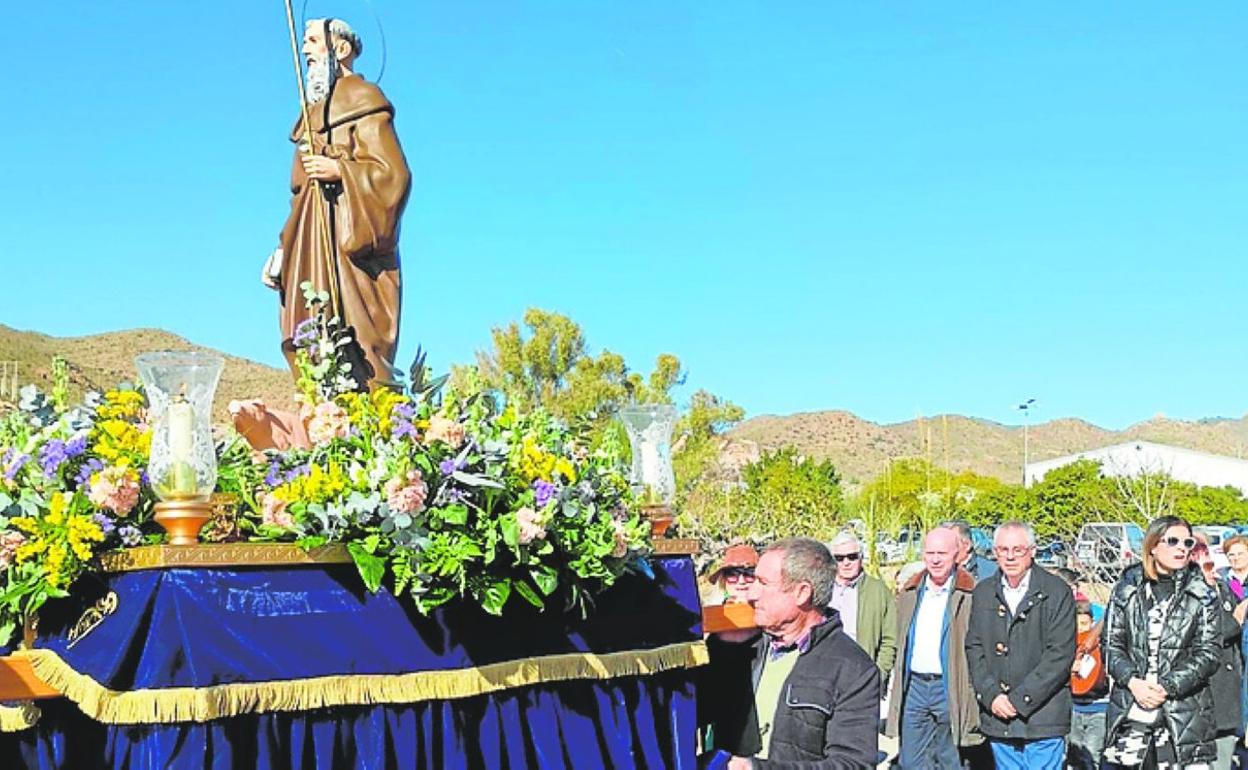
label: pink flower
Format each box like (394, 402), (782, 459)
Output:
(423, 415), (466, 449)
(516, 506), (547, 545)
(0, 531), (27, 569)
(261, 494), (294, 529)
(307, 401), (350, 445)
(385, 470), (428, 514)
(88, 466), (141, 516)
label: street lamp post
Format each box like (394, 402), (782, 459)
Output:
(1018, 398), (1036, 486)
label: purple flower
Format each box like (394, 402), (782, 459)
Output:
(265, 460), (283, 487)
(118, 525), (143, 547)
(293, 318), (318, 347)
(283, 464), (311, 484)
(393, 420), (416, 439)
(534, 480), (559, 508)
(447, 488), (468, 504)
(92, 513), (117, 537)
(65, 434), (88, 458)
(75, 458), (105, 491)
(2, 450), (30, 481)
(392, 403), (417, 439)
(39, 439), (69, 477)
(439, 455), (468, 477)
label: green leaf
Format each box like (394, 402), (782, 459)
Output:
(441, 505), (468, 526)
(480, 578), (511, 616)
(347, 541), (387, 593)
(500, 515), (519, 548)
(530, 565), (559, 596)
(513, 579), (544, 609)
(296, 535), (329, 551)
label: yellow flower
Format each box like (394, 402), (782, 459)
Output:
(10, 516), (38, 534)
(96, 390), (146, 421)
(92, 419), (150, 462)
(45, 492), (66, 526)
(67, 514), (105, 561)
(517, 437), (558, 482)
(273, 462), (350, 505)
(553, 457), (577, 483)
(15, 538), (47, 564)
(44, 544), (68, 588)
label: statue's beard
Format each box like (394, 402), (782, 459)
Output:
(306, 60), (332, 104)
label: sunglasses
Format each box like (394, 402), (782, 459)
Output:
(1163, 536), (1196, 549)
(832, 552), (861, 563)
(722, 568), (755, 582)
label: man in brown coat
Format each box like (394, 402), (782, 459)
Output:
(265, 18), (411, 390)
(887, 526), (982, 769)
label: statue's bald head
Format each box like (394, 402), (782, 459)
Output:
(303, 18), (362, 68)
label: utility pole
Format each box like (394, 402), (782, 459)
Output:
(1018, 398), (1036, 486)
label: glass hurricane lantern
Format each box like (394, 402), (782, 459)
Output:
(618, 404), (677, 537)
(135, 351), (224, 545)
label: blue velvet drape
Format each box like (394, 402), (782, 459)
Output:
(1, 556), (702, 769)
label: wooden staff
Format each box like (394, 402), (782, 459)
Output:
(282, 0), (343, 321)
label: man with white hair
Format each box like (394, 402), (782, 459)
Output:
(265, 17), (411, 390)
(827, 531), (897, 683)
(887, 526), (983, 768)
(965, 521), (1076, 770)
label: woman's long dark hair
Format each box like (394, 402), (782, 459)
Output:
(1141, 514), (1192, 581)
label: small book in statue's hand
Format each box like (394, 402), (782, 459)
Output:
(698, 750), (732, 770)
(262, 248), (284, 290)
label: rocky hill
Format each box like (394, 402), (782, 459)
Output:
(5, 324), (1246, 487)
(728, 410), (1248, 485)
(0, 325), (296, 419)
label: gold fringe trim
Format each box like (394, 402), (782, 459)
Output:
(0, 701), (41, 733)
(16, 640), (708, 725)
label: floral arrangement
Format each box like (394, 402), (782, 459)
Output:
(0, 384), (159, 644)
(0, 292), (653, 646)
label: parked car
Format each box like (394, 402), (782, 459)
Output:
(1194, 525), (1235, 571)
(970, 527), (995, 559)
(1073, 522), (1145, 580)
(876, 528), (922, 564)
(1035, 540), (1069, 570)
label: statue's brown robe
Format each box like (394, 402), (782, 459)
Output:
(278, 74), (411, 389)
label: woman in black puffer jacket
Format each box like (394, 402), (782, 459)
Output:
(1103, 515), (1221, 769)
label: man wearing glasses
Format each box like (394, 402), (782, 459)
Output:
(828, 532), (897, 685)
(966, 521), (1076, 770)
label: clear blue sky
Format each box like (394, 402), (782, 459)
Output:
(5, 2), (1245, 430)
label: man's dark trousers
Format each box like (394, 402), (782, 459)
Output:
(899, 672), (962, 769)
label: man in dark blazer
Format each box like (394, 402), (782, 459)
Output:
(965, 521), (1076, 770)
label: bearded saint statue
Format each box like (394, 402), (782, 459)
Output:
(263, 17), (410, 391)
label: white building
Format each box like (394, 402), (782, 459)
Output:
(1025, 440), (1248, 495)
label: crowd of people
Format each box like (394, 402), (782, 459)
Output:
(697, 517), (1248, 770)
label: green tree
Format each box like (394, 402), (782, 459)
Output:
(467, 308), (689, 432)
(684, 448), (845, 544)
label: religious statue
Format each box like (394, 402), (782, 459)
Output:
(263, 17), (411, 391)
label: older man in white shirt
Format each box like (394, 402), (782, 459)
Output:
(887, 526), (982, 769)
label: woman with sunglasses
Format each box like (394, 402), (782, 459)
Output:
(1187, 537), (1244, 770)
(708, 544), (759, 606)
(1103, 515), (1222, 770)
